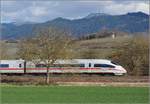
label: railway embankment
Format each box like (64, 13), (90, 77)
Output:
(0, 74), (149, 87)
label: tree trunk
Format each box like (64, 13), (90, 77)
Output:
(24, 61), (26, 74)
(46, 67), (50, 84)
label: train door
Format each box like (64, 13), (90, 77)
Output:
(88, 63), (92, 73)
(89, 63), (91, 68)
(89, 63), (94, 68)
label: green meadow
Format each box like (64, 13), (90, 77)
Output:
(1, 86), (149, 104)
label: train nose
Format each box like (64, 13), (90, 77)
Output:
(123, 68), (127, 73)
(121, 67), (127, 73)
(117, 66), (127, 73)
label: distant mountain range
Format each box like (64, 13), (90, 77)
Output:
(1, 12), (149, 39)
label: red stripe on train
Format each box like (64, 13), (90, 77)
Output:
(0, 68), (23, 70)
(0, 68), (114, 70)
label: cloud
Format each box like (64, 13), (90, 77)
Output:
(135, 2), (149, 14)
(96, 1), (149, 15)
(1, 0), (149, 23)
(30, 6), (48, 16)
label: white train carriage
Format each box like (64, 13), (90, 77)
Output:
(26, 59), (127, 75)
(0, 60), (25, 73)
(0, 59), (127, 75)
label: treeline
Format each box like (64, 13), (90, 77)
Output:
(79, 30), (128, 40)
(108, 36), (149, 76)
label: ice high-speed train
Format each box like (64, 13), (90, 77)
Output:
(0, 59), (127, 75)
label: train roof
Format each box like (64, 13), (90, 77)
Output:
(73, 59), (111, 63)
(0, 59), (112, 64)
(54, 59), (112, 64)
(0, 59), (24, 62)
(73, 59), (111, 62)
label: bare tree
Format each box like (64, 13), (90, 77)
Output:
(108, 36), (149, 76)
(18, 38), (39, 60)
(18, 27), (73, 84)
(18, 38), (41, 73)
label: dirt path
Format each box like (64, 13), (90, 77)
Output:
(57, 82), (149, 87)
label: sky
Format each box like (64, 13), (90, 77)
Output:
(1, 0), (149, 23)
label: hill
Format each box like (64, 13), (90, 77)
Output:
(74, 35), (132, 59)
(1, 12), (149, 39)
(0, 35), (132, 59)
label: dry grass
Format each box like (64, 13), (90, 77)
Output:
(75, 36), (132, 58)
(0, 36), (132, 59)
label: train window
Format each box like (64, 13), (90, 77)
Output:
(94, 64), (102, 67)
(19, 64), (22, 68)
(111, 61), (119, 65)
(36, 64), (85, 68)
(70, 64), (84, 67)
(0, 64), (9, 68)
(51, 64), (60, 67)
(94, 64), (115, 68)
(59, 64), (85, 67)
(36, 64), (61, 68)
(36, 64), (46, 68)
(79, 64), (85, 67)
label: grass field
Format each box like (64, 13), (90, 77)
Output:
(1, 86), (149, 104)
